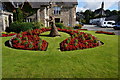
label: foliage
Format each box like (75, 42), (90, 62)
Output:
(55, 23), (65, 29)
(13, 8), (24, 22)
(55, 23), (73, 29)
(76, 12), (85, 22)
(22, 2), (37, 18)
(2, 2), (37, 22)
(32, 22), (45, 29)
(65, 26), (74, 30)
(76, 9), (119, 23)
(74, 24), (83, 29)
(7, 22), (34, 33)
(17, 8), (24, 22)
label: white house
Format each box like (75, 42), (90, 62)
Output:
(0, 10), (13, 32)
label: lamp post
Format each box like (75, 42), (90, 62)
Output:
(48, 0), (60, 37)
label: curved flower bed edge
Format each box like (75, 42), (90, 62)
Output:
(7, 28), (103, 51)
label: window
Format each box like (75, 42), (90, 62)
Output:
(108, 22), (112, 24)
(53, 7), (61, 15)
(112, 23), (115, 25)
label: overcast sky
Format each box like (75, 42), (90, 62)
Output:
(77, 0), (120, 12)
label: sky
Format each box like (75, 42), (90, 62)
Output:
(0, 0), (119, 11)
(76, 0), (120, 12)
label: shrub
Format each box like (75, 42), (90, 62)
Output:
(65, 26), (74, 30)
(55, 23), (73, 29)
(32, 22), (45, 29)
(8, 22), (34, 33)
(74, 24), (83, 29)
(55, 23), (65, 29)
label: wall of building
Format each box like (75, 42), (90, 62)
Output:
(48, 6), (76, 27)
(38, 5), (76, 27)
(0, 10), (13, 31)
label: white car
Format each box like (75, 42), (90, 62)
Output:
(101, 21), (115, 28)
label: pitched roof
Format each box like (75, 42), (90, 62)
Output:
(94, 8), (106, 16)
(28, 0), (78, 8)
(3, 0), (78, 8)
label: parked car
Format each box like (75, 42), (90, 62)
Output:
(113, 22), (120, 30)
(101, 21), (115, 28)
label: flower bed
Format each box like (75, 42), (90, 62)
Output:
(1, 32), (16, 37)
(10, 29), (49, 51)
(9, 28), (102, 51)
(95, 31), (115, 35)
(60, 31), (102, 51)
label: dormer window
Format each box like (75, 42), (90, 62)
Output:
(53, 7), (61, 15)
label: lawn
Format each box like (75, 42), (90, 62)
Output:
(2, 31), (118, 78)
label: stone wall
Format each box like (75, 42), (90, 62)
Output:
(37, 4), (77, 27)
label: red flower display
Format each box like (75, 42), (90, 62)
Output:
(60, 32), (101, 51)
(10, 29), (49, 51)
(2, 33), (16, 37)
(95, 31), (115, 35)
(9, 28), (102, 51)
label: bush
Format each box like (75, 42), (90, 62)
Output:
(32, 22), (45, 29)
(55, 23), (73, 29)
(65, 26), (74, 30)
(5, 27), (11, 33)
(55, 23), (65, 29)
(74, 24), (83, 29)
(8, 22), (34, 33)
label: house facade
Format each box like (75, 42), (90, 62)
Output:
(26, 1), (78, 27)
(0, 1), (13, 31)
(0, 10), (13, 31)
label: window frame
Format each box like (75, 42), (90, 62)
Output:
(53, 6), (61, 15)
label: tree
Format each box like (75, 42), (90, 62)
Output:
(111, 10), (118, 16)
(105, 9), (111, 17)
(118, 10), (120, 22)
(90, 11), (95, 19)
(16, 8), (23, 22)
(2, 2), (37, 22)
(84, 10), (91, 24)
(76, 12), (85, 22)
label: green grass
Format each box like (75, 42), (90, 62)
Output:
(2, 31), (118, 78)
